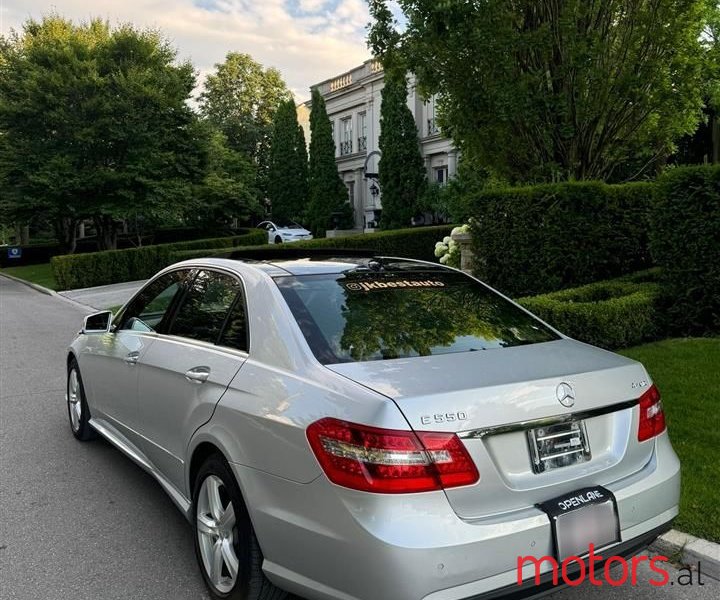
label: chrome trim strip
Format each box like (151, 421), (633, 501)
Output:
(457, 399), (639, 439)
(90, 418), (192, 521)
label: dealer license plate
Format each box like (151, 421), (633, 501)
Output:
(538, 486), (621, 559)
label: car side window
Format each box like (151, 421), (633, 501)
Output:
(169, 270), (244, 347)
(218, 290), (249, 352)
(117, 270), (188, 333)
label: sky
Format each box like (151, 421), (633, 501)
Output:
(0, 0), (386, 102)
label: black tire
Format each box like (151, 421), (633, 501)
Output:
(274, 236), (282, 245)
(193, 454), (287, 600)
(66, 357), (97, 441)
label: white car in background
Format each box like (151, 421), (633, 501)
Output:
(257, 220), (313, 244)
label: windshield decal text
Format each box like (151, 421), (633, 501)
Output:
(344, 279), (446, 292)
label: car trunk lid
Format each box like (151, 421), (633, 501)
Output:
(326, 338), (654, 519)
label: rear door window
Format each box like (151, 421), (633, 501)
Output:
(169, 270), (244, 347)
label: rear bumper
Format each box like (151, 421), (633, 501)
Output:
(233, 432), (680, 600)
(462, 521), (672, 600)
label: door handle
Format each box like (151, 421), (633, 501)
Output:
(124, 351), (140, 365)
(185, 366), (211, 384)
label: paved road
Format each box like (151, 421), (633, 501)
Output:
(59, 280), (145, 311)
(0, 275), (717, 600)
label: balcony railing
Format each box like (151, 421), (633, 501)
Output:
(330, 74), (352, 92)
(427, 118), (439, 136)
(340, 140), (353, 156)
(358, 136), (367, 152)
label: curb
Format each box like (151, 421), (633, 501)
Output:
(651, 529), (720, 580)
(0, 271), (57, 296)
(0, 272), (92, 312)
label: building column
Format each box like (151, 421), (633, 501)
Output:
(425, 156), (433, 181)
(354, 169), (365, 230)
(448, 150), (459, 179)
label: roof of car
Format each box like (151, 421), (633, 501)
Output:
(180, 252), (447, 277)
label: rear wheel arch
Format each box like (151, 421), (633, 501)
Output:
(190, 442), (225, 496)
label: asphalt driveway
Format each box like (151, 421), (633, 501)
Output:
(59, 279), (145, 311)
(0, 275), (717, 600)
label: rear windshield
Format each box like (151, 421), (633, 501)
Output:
(275, 271), (559, 364)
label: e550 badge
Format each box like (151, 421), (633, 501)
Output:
(420, 412), (468, 425)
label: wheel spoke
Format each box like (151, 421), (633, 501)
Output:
(210, 539), (224, 586)
(72, 401), (81, 429)
(69, 370), (78, 397)
(218, 502), (235, 532)
(206, 477), (224, 521)
(196, 513), (217, 537)
(221, 538), (239, 581)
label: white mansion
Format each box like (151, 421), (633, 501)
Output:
(298, 59), (458, 232)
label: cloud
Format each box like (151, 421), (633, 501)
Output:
(0, 0), (373, 101)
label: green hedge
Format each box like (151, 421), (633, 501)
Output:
(170, 225), (455, 264)
(467, 181), (654, 297)
(650, 166), (720, 335)
(51, 229), (267, 289)
(518, 270), (661, 349)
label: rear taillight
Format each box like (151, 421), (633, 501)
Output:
(306, 417), (479, 493)
(637, 384), (666, 442)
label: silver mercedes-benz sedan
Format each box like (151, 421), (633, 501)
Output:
(66, 254), (680, 600)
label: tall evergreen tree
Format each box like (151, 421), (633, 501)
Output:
(378, 77), (426, 230)
(306, 89), (353, 236)
(267, 99), (308, 221)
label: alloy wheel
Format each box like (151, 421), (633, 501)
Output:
(67, 368), (82, 433)
(196, 474), (239, 594)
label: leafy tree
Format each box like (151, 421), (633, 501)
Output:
(369, 0), (715, 183)
(0, 16), (203, 251)
(199, 53), (292, 201)
(191, 126), (262, 228)
(306, 89), (353, 236)
(378, 76), (426, 229)
(267, 99), (309, 221)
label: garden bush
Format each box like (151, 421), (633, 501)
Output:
(466, 181), (654, 296)
(650, 165), (720, 335)
(51, 229), (266, 289)
(517, 270), (661, 349)
(170, 225), (455, 265)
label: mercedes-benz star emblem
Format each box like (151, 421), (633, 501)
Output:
(556, 382), (575, 407)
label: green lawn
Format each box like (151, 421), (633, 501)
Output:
(619, 338), (720, 542)
(0, 262), (57, 290)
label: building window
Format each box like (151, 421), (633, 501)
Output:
(434, 166), (449, 186)
(330, 120), (336, 153)
(340, 117), (353, 155)
(358, 112), (367, 152)
(426, 96), (439, 136)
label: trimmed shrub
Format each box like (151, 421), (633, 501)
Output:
(51, 229), (266, 289)
(467, 181), (654, 297)
(650, 165), (720, 335)
(518, 270), (661, 349)
(169, 225), (456, 264)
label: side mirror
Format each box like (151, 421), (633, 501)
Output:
(82, 311), (113, 334)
